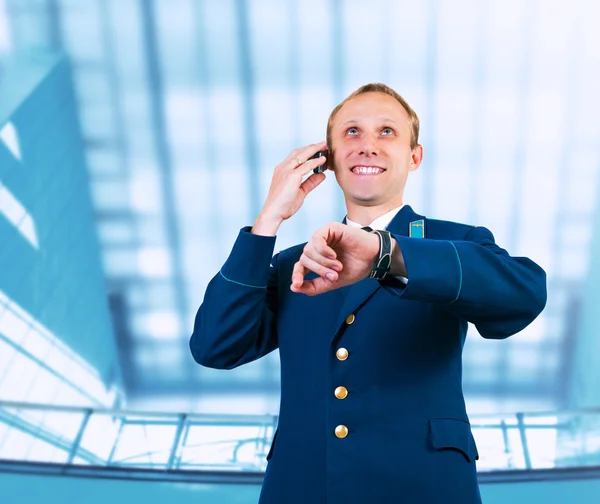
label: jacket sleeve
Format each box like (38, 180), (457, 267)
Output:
(189, 227), (280, 369)
(381, 226), (547, 339)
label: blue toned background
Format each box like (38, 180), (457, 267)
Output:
(1, 0), (600, 502)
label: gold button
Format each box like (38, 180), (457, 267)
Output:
(336, 348), (349, 361)
(335, 425), (349, 438)
(345, 314), (356, 325)
(334, 386), (348, 399)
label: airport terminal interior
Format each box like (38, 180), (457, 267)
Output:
(1, 0), (600, 502)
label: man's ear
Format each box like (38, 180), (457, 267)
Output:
(409, 145), (423, 172)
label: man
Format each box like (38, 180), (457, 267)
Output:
(190, 83), (547, 503)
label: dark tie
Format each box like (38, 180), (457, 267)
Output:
(362, 226), (373, 232)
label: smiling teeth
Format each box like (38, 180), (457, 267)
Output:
(354, 166), (383, 175)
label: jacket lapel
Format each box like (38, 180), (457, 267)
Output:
(332, 205), (427, 338)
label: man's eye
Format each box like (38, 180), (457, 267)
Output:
(347, 127), (359, 135)
(382, 127), (394, 135)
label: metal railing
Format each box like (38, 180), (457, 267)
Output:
(1, 400), (600, 475)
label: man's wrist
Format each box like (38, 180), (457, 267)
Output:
(252, 212), (283, 236)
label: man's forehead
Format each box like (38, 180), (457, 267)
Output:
(333, 93), (410, 126)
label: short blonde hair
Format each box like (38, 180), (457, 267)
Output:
(326, 83), (420, 150)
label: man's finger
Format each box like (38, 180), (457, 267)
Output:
(303, 244), (342, 271)
(299, 254), (339, 282)
(300, 172), (326, 196)
(314, 234), (337, 259)
(293, 276), (332, 296)
(296, 140), (328, 163)
(297, 153), (327, 171)
(291, 261), (307, 290)
(285, 141), (328, 168)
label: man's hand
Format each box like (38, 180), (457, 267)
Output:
(290, 223), (381, 296)
(252, 141), (328, 236)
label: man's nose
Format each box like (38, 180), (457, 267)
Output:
(358, 134), (380, 156)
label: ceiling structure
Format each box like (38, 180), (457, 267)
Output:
(1, 0), (599, 415)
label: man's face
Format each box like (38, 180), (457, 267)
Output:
(329, 92), (422, 208)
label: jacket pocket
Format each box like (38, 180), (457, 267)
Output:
(429, 417), (479, 463)
(266, 428), (278, 461)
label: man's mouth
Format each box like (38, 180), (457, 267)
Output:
(351, 165), (386, 175)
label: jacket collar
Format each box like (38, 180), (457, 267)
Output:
(341, 205), (425, 236)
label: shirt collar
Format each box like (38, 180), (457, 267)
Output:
(345, 205), (405, 231)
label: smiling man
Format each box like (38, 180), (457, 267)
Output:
(190, 83), (547, 504)
(326, 86), (421, 223)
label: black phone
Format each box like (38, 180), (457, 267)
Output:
(308, 149), (329, 174)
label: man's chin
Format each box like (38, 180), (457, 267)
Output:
(348, 193), (381, 205)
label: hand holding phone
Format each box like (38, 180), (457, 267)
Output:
(308, 149), (329, 174)
(254, 142), (328, 234)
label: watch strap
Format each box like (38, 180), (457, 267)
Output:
(369, 230), (392, 280)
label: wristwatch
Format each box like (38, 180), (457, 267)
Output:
(369, 229), (392, 280)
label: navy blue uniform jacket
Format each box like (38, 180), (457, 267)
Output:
(190, 205), (547, 504)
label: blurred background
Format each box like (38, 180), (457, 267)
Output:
(1, 0), (600, 502)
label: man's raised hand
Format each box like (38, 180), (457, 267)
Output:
(253, 141), (328, 236)
(290, 223), (381, 296)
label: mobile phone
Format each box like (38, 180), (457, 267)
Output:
(308, 149), (329, 174)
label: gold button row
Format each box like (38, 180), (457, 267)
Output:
(335, 315), (354, 438)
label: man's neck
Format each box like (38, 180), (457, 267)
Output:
(346, 201), (404, 227)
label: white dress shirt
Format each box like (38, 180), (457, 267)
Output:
(345, 205), (405, 232)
